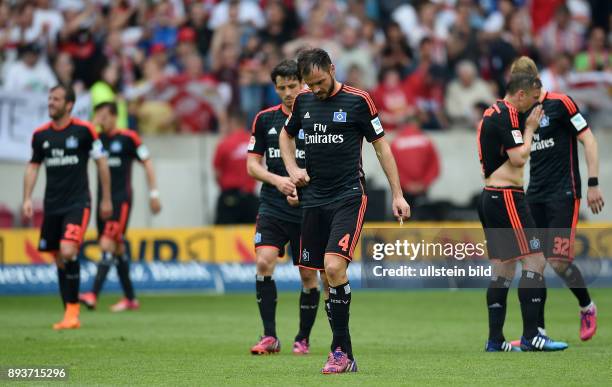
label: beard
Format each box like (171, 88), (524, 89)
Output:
(49, 105), (67, 120)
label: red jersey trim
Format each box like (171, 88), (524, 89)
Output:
(344, 85), (378, 115)
(72, 117), (99, 140)
(502, 100), (519, 129)
(546, 92), (578, 115)
(120, 128), (143, 147)
(251, 104), (282, 134)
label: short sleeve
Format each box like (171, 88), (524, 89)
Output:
(248, 111), (267, 155)
(498, 109), (523, 151)
(30, 132), (44, 164)
(125, 130), (150, 161)
(562, 96), (589, 136)
(354, 93), (384, 143)
(282, 94), (302, 138)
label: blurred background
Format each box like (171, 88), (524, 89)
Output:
(0, 0), (610, 290)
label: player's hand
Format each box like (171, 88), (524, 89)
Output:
(274, 176), (296, 196)
(288, 167), (310, 187)
(525, 104), (544, 132)
(150, 197), (162, 215)
(587, 186), (604, 214)
(22, 198), (33, 219)
(100, 198), (113, 220)
(287, 189), (299, 207)
(392, 195), (411, 222)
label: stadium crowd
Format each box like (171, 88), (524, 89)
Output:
(0, 0), (609, 134)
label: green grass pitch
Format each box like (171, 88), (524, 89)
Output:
(0, 289), (610, 386)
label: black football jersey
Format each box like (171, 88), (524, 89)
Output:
(477, 100), (526, 179)
(283, 85), (385, 208)
(248, 104), (305, 223)
(98, 129), (150, 203)
(527, 92), (589, 202)
(30, 117), (104, 214)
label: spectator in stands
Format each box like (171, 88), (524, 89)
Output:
(502, 7), (540, 62)
(184, 1), (213, 57)
(403, 38), (448, 130)
(380, 21), (414, 77)
(336, 17), (376, 90)
(91, 60), (129, 128)
(52, 51), (84, 94)
(540, 52), (573, 93)
(445, 60), (495, 128)
(57, 0), (103, 87)
(127, 58), (177, 135)
(213, 110), (257, 224)
(446, 2), (480, 73)
(208, 0), (265, 31)
(175, 26), (200, 71)
(371, 67), (417, 131)
(169, 53), (229, 133)
(2, 43), (56, 92)
(390, 124), (440, 216)
(574, 27), (610, 72)
(258, 0), (298, 47)
(537, 3), (584, 64)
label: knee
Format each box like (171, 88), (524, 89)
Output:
(255, 250), (276, 275)
(522, 254), (546, 273)
(324, 257), (348, 284)
(99, 237), (115, 253)
(59, 243), (78, 261)
(549, 260), (569, 275)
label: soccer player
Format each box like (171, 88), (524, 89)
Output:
(79, 102), (161, 312)
(22, 85), (112, 330)
(510, 57), (603, 341)
(477, 72), (568, 352)
(247, 59), (327, 355)
(279, 48), (410, 373)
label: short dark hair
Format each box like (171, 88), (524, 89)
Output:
(297, 48), (332, 77)
(50, 84), (76, 104)
(270, 59), (301, 84)
(506, 72), (542, 94)
(94, 101), (118, 116)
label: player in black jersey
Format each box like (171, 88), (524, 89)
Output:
(247, 60), (326, 355)
(279, 48), (410, 373)
(79, 102), (161, 312)
(510, 57), (603, 341)
(477, 73), (568, 352)
(22, 85), (112, 330)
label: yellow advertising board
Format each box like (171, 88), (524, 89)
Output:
(1, 222), (611, 265)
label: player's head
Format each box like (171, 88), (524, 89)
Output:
(297, 48), (336, 100)
(505, 72), (542, 112)
(509, 56), (539, 77)
(48, 85), (75, 120)
(94, 102), (118, 132)
(271, 59), (303, 110)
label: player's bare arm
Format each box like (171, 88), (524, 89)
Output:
(372, 138), (411, 221)
(279, 129), (309, 187)
(22, 162), (41, 219)
(578, 129), (605, 214)
(247, 153), (296, 196)
(507, 105), (543, 167)
(95, 157), (113, 220)
(143, 159), (162, 214)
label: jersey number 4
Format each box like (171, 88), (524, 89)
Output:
(338, 233), (351, 252)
